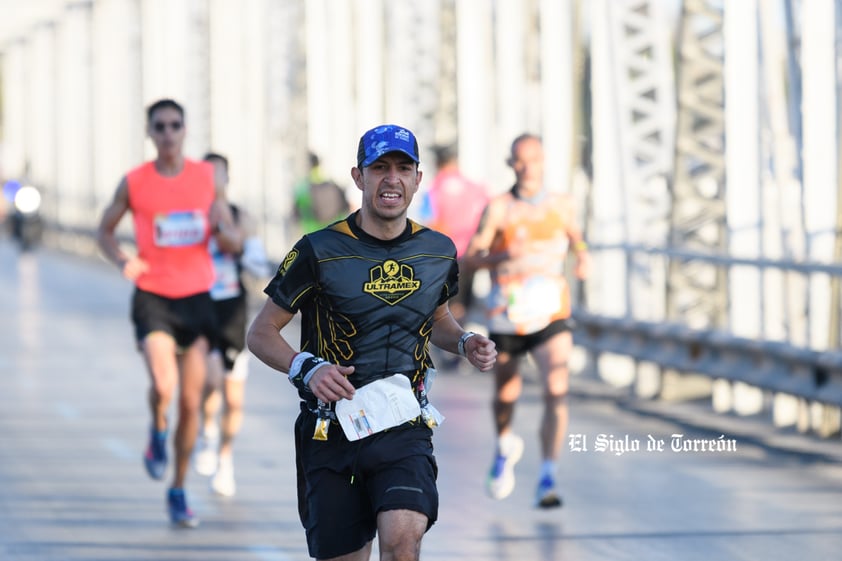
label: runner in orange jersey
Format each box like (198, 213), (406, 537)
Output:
(463, 133), (590, 508)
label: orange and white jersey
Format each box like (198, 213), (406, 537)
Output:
(485, 190), (571, 335)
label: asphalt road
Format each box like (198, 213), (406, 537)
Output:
(2, 238), (842, 561)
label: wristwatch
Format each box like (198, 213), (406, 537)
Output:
(458, 331), (477, 357)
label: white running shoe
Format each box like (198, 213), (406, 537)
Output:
(193, 434), (219, 477)
(211, 456), (236, 497)
(486, 433), (524, 500)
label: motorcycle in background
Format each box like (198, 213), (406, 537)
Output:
(9, 183), (43, 251)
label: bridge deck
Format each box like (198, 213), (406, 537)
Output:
(1, 240), (841, 561)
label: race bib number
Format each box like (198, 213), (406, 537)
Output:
(335, 375), (421, 441)
(210, 252), (242, 300)
(154, 210), (207, 247)
(507, 275), (564, 325)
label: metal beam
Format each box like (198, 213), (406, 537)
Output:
(605, 0), (676, 320)
(668, 0), (727, 329)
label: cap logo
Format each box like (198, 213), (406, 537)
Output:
(394, 129), (410, 142)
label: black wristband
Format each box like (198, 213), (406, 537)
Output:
(289, 356), (327, 392)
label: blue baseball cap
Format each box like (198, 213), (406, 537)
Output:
(356, 124), (420, 168)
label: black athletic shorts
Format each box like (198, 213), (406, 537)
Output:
(212, 294), (247, 370)
(489, 318), (573, 356)
(294, 405), (439, 559)
(131, 288), (217, 349)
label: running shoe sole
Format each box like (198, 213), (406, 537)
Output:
(172, 516), (200, 529)
(536, 489), (563, 509)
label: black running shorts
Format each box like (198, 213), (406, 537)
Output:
(294, 406), (439, 559)
(131, 288), (217, 349)
(489, 318), (573, 356)
(212, 294), (247, 369)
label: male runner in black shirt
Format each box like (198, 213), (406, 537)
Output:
(247, 124), (497, 561)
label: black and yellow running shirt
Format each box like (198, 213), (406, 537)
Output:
(265, 212), (459, 397)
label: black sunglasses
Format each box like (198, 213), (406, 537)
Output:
(152, 121), (183, 133)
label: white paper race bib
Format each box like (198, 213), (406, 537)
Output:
(335, 374), (421, 441)
(154, 210), (207, 247)
(507, 275), (563, 324)
(210, 252), (242, 300)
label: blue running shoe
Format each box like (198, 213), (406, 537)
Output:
(535, 475), (563, 509)
(143, 427), (167, 480)
(167, 488), (199, 528)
